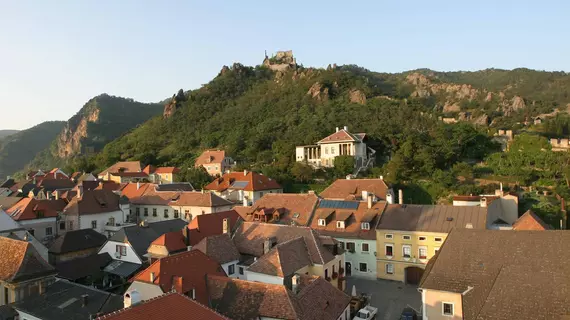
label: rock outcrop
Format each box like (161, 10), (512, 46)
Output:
(307, 82), (329, 101)
(349, 89), (366, 105)
(57, 106), (100, 158)
(503, 96), (526, 116)
(443, 102), (461, 113)
(263, 50), (297, 72)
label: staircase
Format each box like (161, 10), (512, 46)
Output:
(351, 147), (376, 178)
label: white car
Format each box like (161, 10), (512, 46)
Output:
(353, 305), (378, 320)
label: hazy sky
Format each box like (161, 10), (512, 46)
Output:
(1, 0), (568, 130)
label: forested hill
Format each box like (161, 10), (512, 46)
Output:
(0, 121), (65, 179)
(25, 94), (163, 172)
(0, 130), (19, 140)
(84, 60), (570, 178)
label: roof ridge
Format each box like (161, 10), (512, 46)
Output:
(283, 285), (301, 319)
(309, 229), (325, 264)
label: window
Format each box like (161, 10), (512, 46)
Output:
(362, 243), (369, 252)
(228, 264), (235, 275)
(385, 244), (394, 257)
(325, 147), (329, 154)
(385, 234), (393, 239)
(68, 221), (74, 231)
(185, 210), (190, 220)
(435, 237), (443, 242)
(152, 208), (157, 217)
(419, 246), (428, 260)
(443, 302), (454, 316)
(359, 263), (367, 272)
(136, 207), (140, 216)
(91, 220), (97, 229)
(338, 241), (345, 250)
(418, 236), (426, 241)
(402, 245), (411, 258)
(325, 269), (329, 279)
(331, 147), (335, 154)
(403, 235), (411, 240)
(116, 245), (127, 256)
(59, 222), (65, 230)
(174, 210), (179, 219)
(109, 217), (115, 226)
(361, 222), (370, 230)
(4, 287), (8, 305)
(336, 221), (345, 229)
(346, 242), (355, 253)
(385, 263), (394, 274)
(164, 209), (169, 218)
(144, 208), (149, 216)
(239, 267), (244, 275)
(45, 227), (52, 236)
(318, 219), (326, 226)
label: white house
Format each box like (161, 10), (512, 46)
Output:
(61, 188), (130, 238)
(4, 198), (66, 243)
(295, 126), (375, 169)
(204, 170), (283, 206)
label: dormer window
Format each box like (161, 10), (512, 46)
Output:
(318, 219), (326, 226)
(361, 222), (370, 230)
(336, 221), (345, 229)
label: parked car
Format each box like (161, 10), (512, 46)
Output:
(353, 305), (378, 320)
(400, 307), (418, 320)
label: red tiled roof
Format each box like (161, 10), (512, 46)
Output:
(120, 183), (152, 200)
(513, 210), (551, 230)
(319, 179), (390, 201)
(192, 233), (240, 264)
(130, 187), (232, 207)
(154, 167), (180, 174)
(0, 237), (56, 282)
(130, 250), (226, 305)
(204, 171), (282, 192)
(142, 165), (156, 174)
(194, 150), (226, 167)
(150, 231), (187, 253)
(96, 292), (229, 320)
(310, 201), (386, 240)
(96, 181), (123, 191)
(5, 198), (66, 221)
(317, 129), (364, 144)
(100, 161), (143, 176)
(242, 193), (319, 226)
(187, 210), (241, 246)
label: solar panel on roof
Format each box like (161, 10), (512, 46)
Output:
(319, 200), (359, 210)
(230, 181), (249, 189)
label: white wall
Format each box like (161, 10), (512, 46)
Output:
(79, 210), (125, 236)
(452, 200), (480, 207)
(222, 260), (239, 278)
(99, 240), (142, 264)
(126, 281), (164, 301)
(14, 311), (43, 320)
(245, 270), (284, 285)
(339, 238), (377, 280)
(337, 305), (351, 320)
(295, 147), (306, 161)
(133, 204), (233, 223)
(18, 217), (57, 242)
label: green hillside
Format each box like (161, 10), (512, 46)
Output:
(0, 121), (65, 179)
(0, 130), (19, 140)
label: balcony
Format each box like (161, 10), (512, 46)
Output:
(339, 267), (345, 276)
(332, 272), (339, 280)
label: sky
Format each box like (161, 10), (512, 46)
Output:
(0, 0), (568, 130)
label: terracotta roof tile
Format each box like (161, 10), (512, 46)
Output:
(240, 193), (319, 226)
(204, 171), (282, 192)
(317, 129), (362, 144)
(194, 150), (226, 167)
(320, 179), (390, 200)
(100, 161), (143, 176)
(131, 250), (226, 305)
(512, 210), (551, 230)
(150, 231), (187, 253)
(96, 292), (229, 320)
(186, 210), (241, 246)
(0, 237), (56, 282)
(311, 201), (385, 240)
(5, 198), (66, 221)
(233, 222), (336, 264)
(130, 186), (232, 207)
(153, 167), (180, 174)
(192, 233), (240, 264)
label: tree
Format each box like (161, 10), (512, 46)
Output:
(334, 156), (355, 178)
(291, 162), (314, 182)
(177, 167), (212, 189)
(452, 162), (474, 182)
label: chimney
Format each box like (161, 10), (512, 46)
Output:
(54, 171), (57, 179)
(480, 197), (487, 208)
(78, 185), (84, 199)
(150, 272), (155, 282)
(386, 193), (393, 204)
(367, 194), (373, 209)
(398, 189), (403, 205)
(336, 127), (339, 132)
(54, 191), (59, 200)
(81, 294), (89, 307)
(137, 182), (140, 190)
(222, 218), (230, 234)
(346, 175), (351, 180)
(292, 274), (300, 294)
(263, 238), (272, 254)
(243, 196), (249, 207)
(343, 126), (348, 131)
(361, 190), (369, 201)
(243, 169), (248, 176)
(124, 290), (141, 309)
(308, 190), (315, 195)
(379, 175), (383, 180)
(182, 226), (190, 247)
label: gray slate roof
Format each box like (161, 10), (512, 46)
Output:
(377, 204), (488, 232)
(420, 229), (570, 320)
(108, 219), (187, 260)
(49, 229), (107, 254)
(12, 280), (123, 320)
